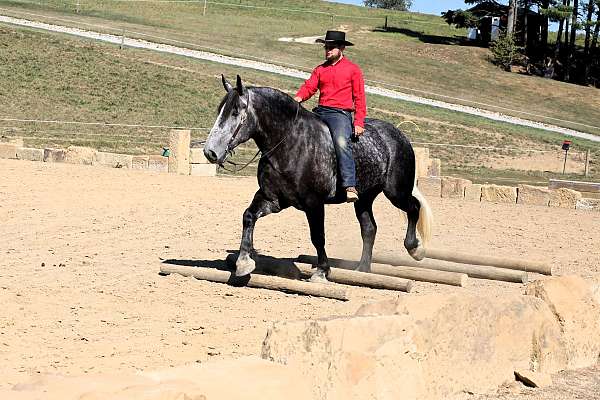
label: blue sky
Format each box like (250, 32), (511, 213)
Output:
(327, 0), (469, 16)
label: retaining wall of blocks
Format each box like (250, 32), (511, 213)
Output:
(0, 130), (216, 177)
(417, 176), (600, 212)
(3, 132), (596, 209)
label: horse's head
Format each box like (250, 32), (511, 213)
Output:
(204, 75), (254, 165)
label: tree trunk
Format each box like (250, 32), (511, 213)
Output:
(584, 0), (595, 55)
(508, 0), (517, 36)
(524, 4), (530, 52)
(567, 0), (578, 82)
(565, 0), (571, 50)
(583, 0), (596, 83)
(554, 11), (565, 58)
(591, 5), (600, 53)
(563, 0), (571, 81)
(540, 0), (550, 55)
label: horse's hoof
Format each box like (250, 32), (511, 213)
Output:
(408, 245), (425, 261)
(235, 255), (256, 276)
(310, 270), (329, 284)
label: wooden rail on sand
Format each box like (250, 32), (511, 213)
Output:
(421, 248), (552, 275)
(160, 264), (348, 301)
(297, 255), (469, 287)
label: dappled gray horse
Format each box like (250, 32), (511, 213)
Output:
(204, 75), (432, 281)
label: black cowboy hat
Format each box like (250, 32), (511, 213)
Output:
(315, 30), (354, 46)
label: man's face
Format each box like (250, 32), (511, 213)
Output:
(324, 44), (344, 62)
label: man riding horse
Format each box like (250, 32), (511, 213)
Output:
(203, 31), (432, 282)
(294, 30), (366, 203)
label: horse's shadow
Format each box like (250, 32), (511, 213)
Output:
(161, 251), (306, 286)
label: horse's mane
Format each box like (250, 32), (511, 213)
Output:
(250, 87), (320, 123)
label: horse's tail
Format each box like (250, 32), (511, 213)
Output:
(412, 177), (433, 245)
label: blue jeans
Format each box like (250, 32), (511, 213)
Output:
(314, 106), (356, 188)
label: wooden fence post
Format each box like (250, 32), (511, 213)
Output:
(120, 28), (125, 49)
(584, 149), (590, 177)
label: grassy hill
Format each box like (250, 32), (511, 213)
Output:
(1, 0), (599, 137)
(1, 23), (598, 183)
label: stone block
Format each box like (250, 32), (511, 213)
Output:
(43, 148), (66, 163)
(0, 143), (18, 159)
(441, 176), (471, 198)
(481, 184), (518, 204)
(263, 292), (567, 400)
(427, 158), (441, 177)
(413, 146), (431, 178)
(93, 152), (133, 169)
(190, 147), (211, 164)
(190, 163), (217, 177)
(525, 276), (600, 369)
(132, 155), (149, 170)
(517, 184), (551, 206)
(549, 188), (582, 209)
(464, 184), (483, 202)
(65, 146), (97, 165)
(16, 147), (44, 162)
(147, 155), (168, 173)
(576, 198), (600, 211)
(168, 129), (191, 175)
(417, 176), (441, 198)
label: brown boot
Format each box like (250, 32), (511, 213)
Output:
(346, 186), (359, 203)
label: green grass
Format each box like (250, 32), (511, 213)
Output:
(0, 24), (598, 182)
(0, 0), (599, 137)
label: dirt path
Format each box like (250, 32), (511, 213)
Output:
(1, 159), (599, 396)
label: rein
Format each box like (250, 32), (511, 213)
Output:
(220, 97), (300, 173)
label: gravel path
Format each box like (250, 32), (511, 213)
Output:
(1, 14), (599, 142)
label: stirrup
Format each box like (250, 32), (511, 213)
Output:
(346, 187), (359, 203)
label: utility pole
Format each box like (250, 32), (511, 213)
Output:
(203, 0), (207, 16)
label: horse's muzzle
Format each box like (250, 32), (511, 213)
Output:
(204, 148), (219, 164)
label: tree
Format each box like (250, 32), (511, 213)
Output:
(363, 0), (412, 11)
(507, 0), (517, 35)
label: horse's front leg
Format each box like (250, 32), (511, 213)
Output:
(354, 194), (377, 273)
(236, 190), (281, 276)
(305, 205), (330, 283)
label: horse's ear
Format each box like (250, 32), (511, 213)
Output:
(222, 74), (233, 92)
(236, 75), (246, 96)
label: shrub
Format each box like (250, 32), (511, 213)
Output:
(490, 33), (523, 71)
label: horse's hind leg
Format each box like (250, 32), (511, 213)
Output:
(384, 191), (426, 261)
(305, 205), (329, 283)
(354, 192), (378, 273)
(236, 190), (281, 276)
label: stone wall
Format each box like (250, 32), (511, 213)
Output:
(0, 131), (216, 177)
(417, 176), (600, 212)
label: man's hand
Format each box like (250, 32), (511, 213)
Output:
(355, 125), (365, 136)
(293, 96), (303, 103)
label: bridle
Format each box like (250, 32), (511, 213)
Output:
(219, 93), (300, 173)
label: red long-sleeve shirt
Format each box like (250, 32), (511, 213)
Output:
(296, 56), (367, 128)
